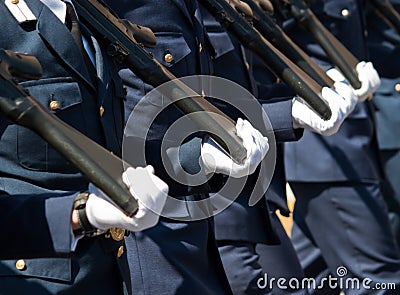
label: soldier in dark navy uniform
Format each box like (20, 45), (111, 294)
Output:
(366, 0), (400, 246)
(0, 0), (169, 293)
(106, 1), (365, 294)
(282, 0), (400, 294)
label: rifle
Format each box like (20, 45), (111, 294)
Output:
(279, 0), (362, 89)
(368, 0), (400, 34)
(198, 0), (332, 120)
(241, 0), (334, 87)
(0, 49), (138, 216)
(72, 0), (247, 164)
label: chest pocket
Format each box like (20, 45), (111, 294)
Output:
(323, 0), (357, 20)
(17, 77), (85, 172)
(141, 32), (192, 108)
(147, 32), (191, 69)
(322, 0), (365, 59)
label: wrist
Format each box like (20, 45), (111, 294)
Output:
(71, 209), (81, 232)
(73, 192), (105, 237)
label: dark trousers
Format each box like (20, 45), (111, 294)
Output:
(218, 211), (308, 295)
(379, 149), (400, 246)
(290, 181), (400, 295)
(125, 217), (232, 295)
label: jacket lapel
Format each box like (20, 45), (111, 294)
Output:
(36, 3), (95, 90)
(170, 0), (194, 26)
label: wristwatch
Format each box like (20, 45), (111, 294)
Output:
(73, 192), (105, 237)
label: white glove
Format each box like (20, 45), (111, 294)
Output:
(353, 61), (381, 102)
(86, 166), (168, 232)
(292, 82), (358, 136)
(326, 62), (381, 102)
(201, 118), (269, 178)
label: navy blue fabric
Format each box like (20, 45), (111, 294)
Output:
(278, 1), (400, 294)
(201, 6), (307, 294)
(366, 0), (400, 244)
(0, 0), (130, 293)
(291, 182), (400, 295)
(283, 0), (380, 182)
(102, 1), (234, 294)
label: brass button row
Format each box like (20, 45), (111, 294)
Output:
(14, 245), (123, 269)
(164, 43), (203, 63)
(104, 228), (126, 258)
(49, 101), (105, 117)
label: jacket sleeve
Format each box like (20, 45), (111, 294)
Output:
(0, 192), (76, 259)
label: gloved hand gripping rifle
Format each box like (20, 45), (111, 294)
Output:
(73, 0), (248, 164)
(0, 49), (138, 216)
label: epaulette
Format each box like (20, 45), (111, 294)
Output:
(4, 0), (36, 24)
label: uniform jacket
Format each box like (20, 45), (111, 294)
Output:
(366, 0), (400, 150)
(0, 1), (130, 293)
(202, 6), (301, 240)
(283, 0), (381, 182)
(102, 1), (235, 294)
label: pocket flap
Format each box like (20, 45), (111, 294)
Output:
(147, 33), (191, 67)
(21, 77), (82, 112)
(323, 1), (356, 20)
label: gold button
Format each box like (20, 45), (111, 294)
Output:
(364, 30), (368, 37)
(15, 259), (26, 270)
(117, 246), (124, 258)
(99, 105), (105, 117)
(199, 43), (203, 53)
(245, 62), (250, 70)
(49, 100), (59, 111)
(341, 9), (349, 17)
(164, 53), (173, 63)
(395, 84), (400, 92)
(110, 228), (125, 241)
(11, 0), (19, 4)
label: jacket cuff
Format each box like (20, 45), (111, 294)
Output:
(261, 98), (303, 143)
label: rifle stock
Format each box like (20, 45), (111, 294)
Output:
(73, 0), (247, 164)
(0, 49), (138, 216)
(281, 0), (362, 89)
(199, 0), (332, 120)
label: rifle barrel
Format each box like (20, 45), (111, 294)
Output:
(199, 0), (332, 120)
(282, 0), (362, 89)
(0, 50), (138, 216)
(243, 0), (334, 87)
(73, 0), (248, 164)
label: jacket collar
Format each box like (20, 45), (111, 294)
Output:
(36, 1), (95, 90)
